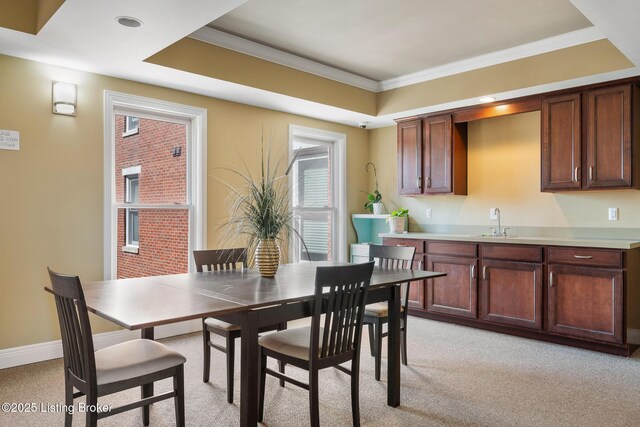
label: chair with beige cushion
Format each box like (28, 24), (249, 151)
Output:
(258, 262), (375, 427)
(194, 248), (285, 403)
(46, 267), (185, 427)
(363, 244), (416, 381)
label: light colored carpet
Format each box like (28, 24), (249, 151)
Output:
(1, 317), (640, 426)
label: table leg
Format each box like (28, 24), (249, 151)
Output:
(141, 327), (154, 425)
(240, 310), (260, 426)
(387, 285), (401, 407)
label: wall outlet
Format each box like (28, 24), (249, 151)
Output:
(608, 207), (619, 221)
(490, 208), (499, 220)
(425, 208), (432, 219)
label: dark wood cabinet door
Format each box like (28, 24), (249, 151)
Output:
(426, 255), (477, 318)
(405, 255), (425, 310)
(541, 93), (582, 191)
(397, 119), (423, 195)
(547, 264), (623, 343)
(480, 260), (543, 330)
(423, 115), (452, 194)
(586, 84), (632, 189)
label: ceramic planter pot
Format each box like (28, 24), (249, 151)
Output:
(388, 216), (406, 233)
(255, 239), (280, 277)
(372, 202), (384, 215)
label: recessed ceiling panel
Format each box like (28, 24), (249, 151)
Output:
(209, 0), (593, 81)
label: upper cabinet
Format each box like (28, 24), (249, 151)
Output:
(586, 84), (634, 189)
(397, 119), (422, 195)
(541, 82), (639, 192)
(397, 115), (467, 196)
(541, 93), (582, 190)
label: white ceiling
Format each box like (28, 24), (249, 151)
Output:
(0, 0), (638, 128)
(208, 0), (593, 81)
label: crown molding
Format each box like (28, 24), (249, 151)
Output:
(190, 26), (605, 94)
(374, 66), (640, 128)
(379, 26), (606, 90)
(189, 27), (380, 92)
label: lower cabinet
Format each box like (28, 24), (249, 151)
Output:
(426, 255), (478, 318)
(479, 259), (543, 330)
(379, 237), (636, 355)
(547, 264), (623, 344)
(405, 255), (426, 310)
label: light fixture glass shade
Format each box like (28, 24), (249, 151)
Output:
(53, 82), (77, 116)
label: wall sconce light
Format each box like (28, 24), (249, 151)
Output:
(52, 82), (77, 116)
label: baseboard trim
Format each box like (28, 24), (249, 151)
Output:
(0, 319), (201, 370)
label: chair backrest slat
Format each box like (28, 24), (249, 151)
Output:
(48, 268), (96, 386)
(368, 244), (416, 310)
(193, 248), (247, 272)
(311, 262), (374, 362)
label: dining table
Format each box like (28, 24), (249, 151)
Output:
(76, 261), (446, 426)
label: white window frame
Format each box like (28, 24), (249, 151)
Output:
(104, 91), (207, 278)
(288, 125), (347, 263)
(122, 168), (140, 253)
(123, 116), (139, 137)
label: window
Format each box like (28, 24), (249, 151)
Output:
(123, 116), (139, 136)
(105, 91), (207, 280)
(289, 126), (346, 263)
(124, 170), (140, 251)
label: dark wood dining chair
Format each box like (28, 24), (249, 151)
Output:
(364, 244), (416, 381)
(194, 248), (285, 403)
(46, 267), (186, 427)
(258, 261), (375, 427)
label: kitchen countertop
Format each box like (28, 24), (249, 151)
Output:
(378, 232), (640, 250)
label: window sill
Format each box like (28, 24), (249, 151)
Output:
(122, 129), (139, 137)
(122, 245), (139, 254)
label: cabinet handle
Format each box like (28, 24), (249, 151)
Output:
(482, 265), (487, 280)
(549, 272), (554, 287)
(471, 264), (476, 279)
(589, 166), (594, 182)
(573, 255), (593, 259)
(573, 166), (579, 183)
(426, 176), (431, 189)
(416, 176), (421, 189)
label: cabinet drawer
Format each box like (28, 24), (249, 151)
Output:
(427, 241), (477, 257)
(547, 247), (622, 268)
(382, 238), (424, 254)
(482, 244), (543, 262)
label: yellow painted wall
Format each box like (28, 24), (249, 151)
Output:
(147, 38), (377, 115)
(377, 40), (634, 116)
(369, 112), (640, 230)
(0, 0), (38, 34)
(0, 54), (369, 349)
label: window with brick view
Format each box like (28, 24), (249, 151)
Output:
(114, 115), (189, 279)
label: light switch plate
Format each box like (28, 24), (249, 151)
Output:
(608, 207), (619, 221)
(490, 208), (499, 220)
(425, 208), (432, 219)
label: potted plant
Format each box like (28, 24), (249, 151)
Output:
(364, 162), (385, 214)
(387, 208), (409, 233)
(364, 189), (383, 214)
(215, 135), (300, 277)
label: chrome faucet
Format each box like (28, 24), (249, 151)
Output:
(489, 208), (509, 237)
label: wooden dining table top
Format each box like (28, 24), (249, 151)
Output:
(63, 262), (445, 331)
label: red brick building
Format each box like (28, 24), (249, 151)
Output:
(114, 115), (189, 278)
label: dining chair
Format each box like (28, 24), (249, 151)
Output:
(364, 244), (416, 381)
(193, 248), (286, 403)
(258, 261), (375, 427)
(46, 267), (186, 427)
